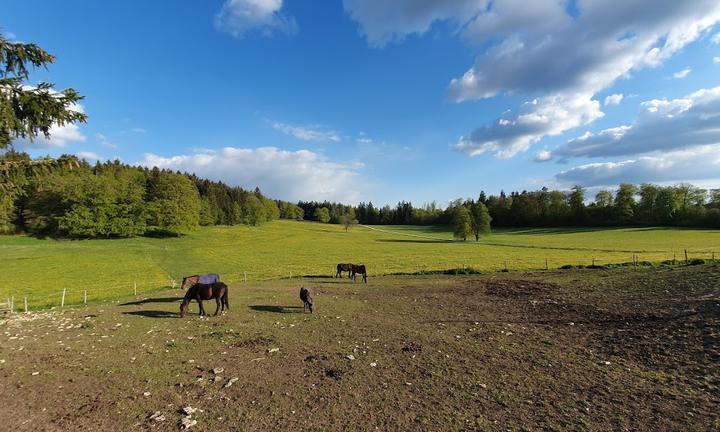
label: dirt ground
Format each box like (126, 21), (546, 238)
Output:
(1, 264), (718, 431)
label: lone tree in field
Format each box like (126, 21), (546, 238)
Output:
(313, 207), (330, 223)
(470, 201), (492, 241)
(339, 213), (359, 231)
(452, 205), (472, 241)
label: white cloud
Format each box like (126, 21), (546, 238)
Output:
(18, 123), (86, 148)
(454, 93), (603, 157)
(214, 0), (296, 38)
(76, 151), (101, 162)
(555, 86), (720, 159)
(130, 128), (146, 133)
(139, 147), (364, 202)
(672, 68), (692, 79)
(447, 2), (720, 101)
(534, 149), (552, 162)
(356, 137), (373, 144)
(555, 144), (720, 187)
(604, 93), (624, 106)
(272, 122), (341, 142)
(712, 32), (720, 44)
(714, 56), (720, 64)
(97, 133), (117, 149)
(342, 0), (481, 48)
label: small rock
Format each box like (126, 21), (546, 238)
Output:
(213, 376), (223, 383)
(212, 367), (224, 375)
(143, 391), (151, 397)
(224, 377), (239, 388)
(370, 362), (377, 367)
(346, 355), (355, 361)
(181, 406), (197, 416)
(179, 417), (197, 430)
(268, 348), (280, 353)
(31, 371), (40, 376)
(148, 411), (165, 422)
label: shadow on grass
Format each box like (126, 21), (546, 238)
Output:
(120, 297), (180, 306)
(122, 310), (179, 318)
(249, 305), (304, 314)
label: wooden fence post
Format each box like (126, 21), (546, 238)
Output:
(684, 249), (688, 264)
(24, 296), (28, 313)
(134, 282), (137, 296)
(9, 296), (13, 314)
(61, 288), (66, 308)
(545, 258), (548, 271)
(244, 272), (247, 283)
(84, 290), (87, 305)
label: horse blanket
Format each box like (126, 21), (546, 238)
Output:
(198, 273), (221, 284)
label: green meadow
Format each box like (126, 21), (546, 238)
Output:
(1, 220), (718, 308)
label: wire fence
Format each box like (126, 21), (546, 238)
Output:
(1, 249), (716, 314)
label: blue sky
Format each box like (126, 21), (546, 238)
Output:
(4, 0), (720, 205)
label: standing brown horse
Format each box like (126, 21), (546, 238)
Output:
(179, 282), (229, 318)
(351, 264), (367, 283)
(335, 263), (354, 278)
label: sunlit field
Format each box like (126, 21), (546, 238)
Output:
(1, 220), (718, 308)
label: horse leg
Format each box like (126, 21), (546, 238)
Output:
(197, 298), (205, 316)
(214, 296), (221, 316)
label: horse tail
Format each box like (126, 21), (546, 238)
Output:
(222, 283), (229, 309)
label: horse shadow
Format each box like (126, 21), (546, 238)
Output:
(120, 297), (180, 306)
(122, 310), (179, 319)
(249, 305), (304, 314)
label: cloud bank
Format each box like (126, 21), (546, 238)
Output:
(345, 0), (720, 159)
(139, 147), (363, 203)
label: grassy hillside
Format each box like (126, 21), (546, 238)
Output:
(1, 220), (719, 308)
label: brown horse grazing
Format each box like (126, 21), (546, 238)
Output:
(179, 282), (229, 318)
(336, 263), (354, 278)
(351, 264), (367, 283)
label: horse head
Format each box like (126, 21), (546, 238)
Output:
(179, 298), (188, 317)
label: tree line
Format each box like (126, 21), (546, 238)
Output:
(0, 151), (304, 237)
(299, 183), (720, 230)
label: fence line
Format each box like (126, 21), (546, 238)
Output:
(2, 249), (717, 311)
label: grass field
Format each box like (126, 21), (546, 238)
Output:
(1, 265), (718, 430)
(1, 220), (719, 308)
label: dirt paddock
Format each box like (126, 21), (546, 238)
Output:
(1, 265), (718, 431)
